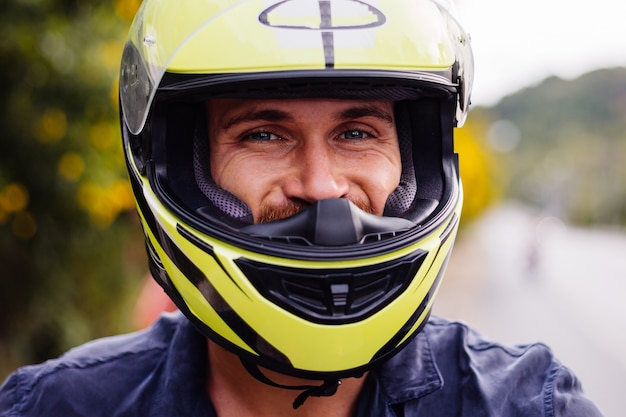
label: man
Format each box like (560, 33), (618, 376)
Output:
(0, 0), (603, 416)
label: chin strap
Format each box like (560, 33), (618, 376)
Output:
(241, 360), (342, 409)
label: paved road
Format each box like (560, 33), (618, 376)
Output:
(434, 203), (626, 417)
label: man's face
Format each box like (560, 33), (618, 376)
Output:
(206, 98), (402, 223)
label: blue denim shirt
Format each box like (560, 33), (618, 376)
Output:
(0, 312), (603, 416)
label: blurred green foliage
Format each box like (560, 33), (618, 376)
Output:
(0, 0), (145, 380)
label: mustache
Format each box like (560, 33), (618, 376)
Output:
(256, 197), (373, 224)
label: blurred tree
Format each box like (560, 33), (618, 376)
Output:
(485, 68), (626, 226)
(0, 0), (144, 380)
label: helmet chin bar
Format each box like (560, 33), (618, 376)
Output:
(241, 198), (415, 246)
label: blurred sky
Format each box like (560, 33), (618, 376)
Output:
(453, 0), (626, 106)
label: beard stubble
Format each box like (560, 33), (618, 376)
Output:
(256, 197), (373, 224)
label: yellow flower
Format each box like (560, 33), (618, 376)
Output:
(0, 183), (29, 213)
(35, 108), (67, 143)
(58, 152), (85, 181)
(113, 0), (142, 21)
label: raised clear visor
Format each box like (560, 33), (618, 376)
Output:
(119, 0), (231, 135)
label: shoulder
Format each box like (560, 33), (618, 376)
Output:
(0, 312), (193, 417)
(415, 316), (604, 416)
(424, 315), (555, 361)
(423, 316), (559, 391)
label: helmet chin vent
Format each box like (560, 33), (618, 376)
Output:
(242, 198), (414, 246)
(235, 250), (427, 324)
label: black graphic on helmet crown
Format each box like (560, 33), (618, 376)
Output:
(259, 0), (386, 31)
(258, 0), (387, 68)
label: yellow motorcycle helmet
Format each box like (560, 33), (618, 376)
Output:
(120, 0), (473, 383)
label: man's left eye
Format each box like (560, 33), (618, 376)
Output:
(247, 131), (279, 141)
(340, 130), (369, 140)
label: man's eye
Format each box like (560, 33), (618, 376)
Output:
(340, 129), (370, 140)
(246, 131), (279, 141)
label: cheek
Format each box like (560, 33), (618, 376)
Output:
(347, 153), (402, 213)
(210, 151), (281, 207)
(385, 145), (403, 191)
(212, 156), (253, 195)
(372, 159), (402, 199)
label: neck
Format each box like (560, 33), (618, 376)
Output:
(205, 340), (367, 417)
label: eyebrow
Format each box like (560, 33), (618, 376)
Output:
(337, 105), (394, 125)
(222, 109), (294, 130)
(221, 103), (394, 131)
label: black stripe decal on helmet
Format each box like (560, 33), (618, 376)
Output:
(126, 160), (159, 244)
(439, 212), (459, 244)
(258, 1), (386, 70)
(152, 221), (290, 364)
(175, 224), (245, 293)
(319, 0), (335, 68)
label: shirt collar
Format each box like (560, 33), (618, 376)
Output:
(377, 324), (443, 405)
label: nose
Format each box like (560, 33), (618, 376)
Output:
(282, 138), (349, 203)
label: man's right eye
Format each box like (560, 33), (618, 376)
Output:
(245, 131), (280, 141)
